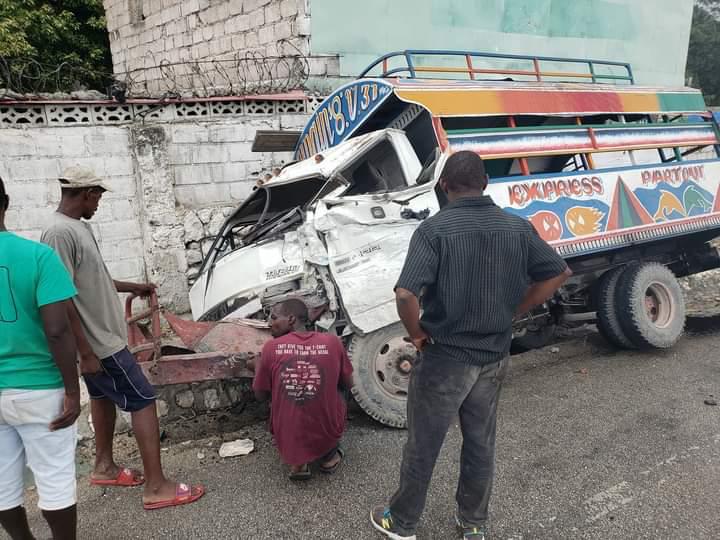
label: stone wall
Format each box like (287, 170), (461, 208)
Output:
(103, 0), (339, 96)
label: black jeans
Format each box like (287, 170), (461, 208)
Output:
(389, 350), (509, 534)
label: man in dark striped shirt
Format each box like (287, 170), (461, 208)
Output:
(371, 151), (571, 540)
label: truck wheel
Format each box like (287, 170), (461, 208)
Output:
(511, 324), (556, 353)
(595, 266), (636, 349)
(348, 323), (412, 428)
(616, 263), (685, 349)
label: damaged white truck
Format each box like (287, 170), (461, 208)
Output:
(188, 51), (720, 427)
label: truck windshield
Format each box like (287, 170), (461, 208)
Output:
(201, 177), (337, 271)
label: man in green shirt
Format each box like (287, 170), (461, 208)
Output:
(0, 177), (81, 540)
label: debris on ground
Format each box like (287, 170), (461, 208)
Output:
(550, 347), (560, 354)
(576, 368), (589, 375)
(219, 439), (255, 458)
(704, 398), (718, 406)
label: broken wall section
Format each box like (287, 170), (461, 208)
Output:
(1, 100), (312, 313)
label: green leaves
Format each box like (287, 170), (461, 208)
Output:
(0, 0), (112, 92)
(687, 1), (720, 105)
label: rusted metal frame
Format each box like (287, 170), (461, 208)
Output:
(125, 292), (162, 361)
(576, 116), (594, 169)
(575, 116), (597, 169)
(533, 58), (542, 82)
(412, 65), (595, 80)
(466, 55), (476, 80)
(358, 50), (634, 83)
(138, 352), (256, 386)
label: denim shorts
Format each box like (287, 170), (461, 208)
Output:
(84, 347), (156, 412)
(0, 389), (77, 511)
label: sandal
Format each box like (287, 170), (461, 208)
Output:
(288, 464), (311, 481)
(319, 448), (344, 474)
(90, 467), (145, 487)
(143, 483), (205, 510)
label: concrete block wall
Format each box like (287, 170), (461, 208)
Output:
(168, 114), (305, 207)
(103, 0), (336, 96)
(0, 126), (146, 284)
(164, 114), (310, 280)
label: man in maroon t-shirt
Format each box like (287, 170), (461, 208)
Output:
(253, 299), (354, 480)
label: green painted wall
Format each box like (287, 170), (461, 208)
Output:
(310, 0), (693, 87)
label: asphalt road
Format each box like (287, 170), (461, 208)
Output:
(12, 319), (720, 539)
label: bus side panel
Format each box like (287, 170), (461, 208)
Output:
(484, 160), (720, 258)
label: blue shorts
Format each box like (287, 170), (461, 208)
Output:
(83, 347), (156, 412)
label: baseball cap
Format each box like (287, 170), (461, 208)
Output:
(58, 166), (113, 192)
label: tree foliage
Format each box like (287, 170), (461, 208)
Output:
(686, 0), (720, 105)
(0, 0), (112, 92)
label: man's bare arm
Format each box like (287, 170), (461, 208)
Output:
(40, 300), (81, 430)
(515, 267), (573, 318)
(65, 301), (103, 375)
(396, 287), (429, 351)
(114, 280), (156, 297)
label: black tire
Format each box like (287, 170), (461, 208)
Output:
(595, 266), (636, 349)
(615, 262), (685, 349)
(511, 324), (556, 354)
(347, 323), (413, 428)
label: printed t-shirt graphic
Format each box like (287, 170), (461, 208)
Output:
(253, 332), (353, 465)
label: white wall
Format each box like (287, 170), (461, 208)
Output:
(167, 114), (306, 207)
(0, 126), (145, 284)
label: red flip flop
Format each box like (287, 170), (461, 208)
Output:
(143, 483), (205, 511)
(90, 467), (145, 487)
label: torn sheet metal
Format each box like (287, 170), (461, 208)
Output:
(189, 234), (305, 320)
(189, 220), (332, 320)
(316, 188), (440, 334)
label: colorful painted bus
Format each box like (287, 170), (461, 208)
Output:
(191, 50), (720, 427)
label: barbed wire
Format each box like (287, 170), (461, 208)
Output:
(0, 40), (310, 101)
(0, 56), (113, 100)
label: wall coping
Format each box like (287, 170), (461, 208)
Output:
(0, 92), (324, 128)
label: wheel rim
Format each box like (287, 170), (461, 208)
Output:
(644, 281), (674, 328)
(373, 336), (415, 400)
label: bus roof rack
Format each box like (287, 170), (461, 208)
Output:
(358, 49), (634, 85)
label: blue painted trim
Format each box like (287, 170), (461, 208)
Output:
(486, 158), (720, 185)
(293, 79), (395, 159)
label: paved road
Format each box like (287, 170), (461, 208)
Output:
(13, 319), (720, 539)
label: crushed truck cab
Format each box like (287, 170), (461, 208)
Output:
(188, 50), (720, 428)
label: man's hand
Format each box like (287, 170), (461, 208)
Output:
(404, 331), (430, 352)
(114, 280), (157, 297)
(130, 283), (157, 298)
(50, 392), (81, 431)
(79, 351), (103, 376)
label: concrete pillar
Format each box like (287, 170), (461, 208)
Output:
(131, 125), (191, 313)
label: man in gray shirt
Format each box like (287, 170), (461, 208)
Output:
(42, 167), (204, 511)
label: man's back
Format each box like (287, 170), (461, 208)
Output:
(398, 196), (568, 362)
(0, 231), (76, 389)
(254, 331), (353, 465)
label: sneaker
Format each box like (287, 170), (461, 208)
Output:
(455, 512), (488, 539)
(370, 506), (417, 540)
